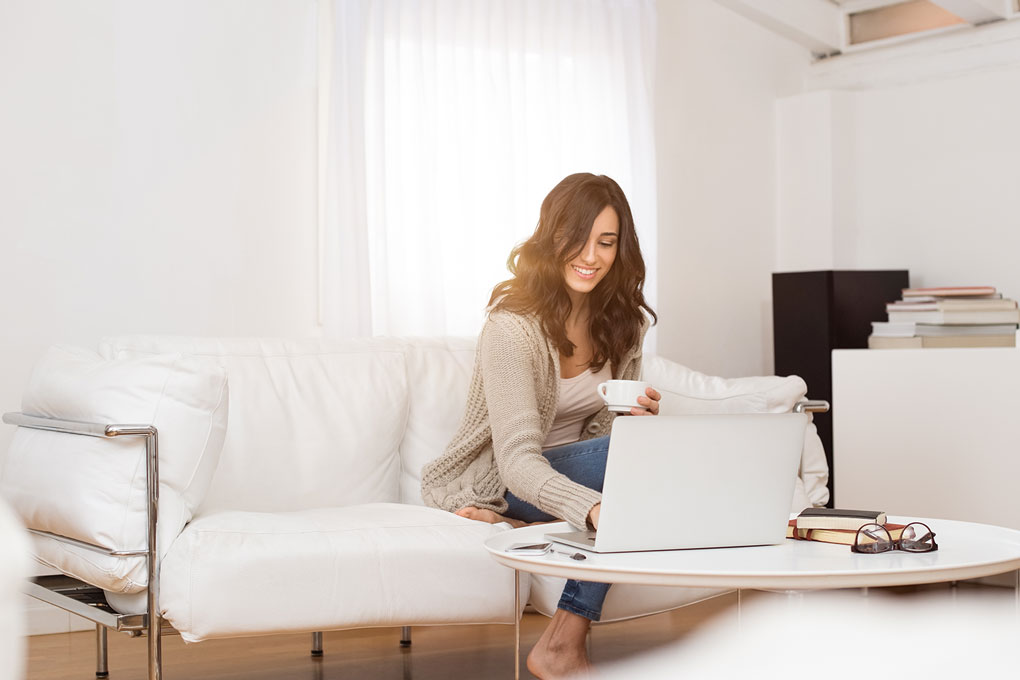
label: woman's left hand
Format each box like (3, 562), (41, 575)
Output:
(632, 386), (661, 416)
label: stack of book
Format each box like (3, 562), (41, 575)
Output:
(787, 508), (903, 546)
(869, 286), (1019, 349)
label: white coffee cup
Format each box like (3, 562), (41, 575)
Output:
(596, 380), (650, 413)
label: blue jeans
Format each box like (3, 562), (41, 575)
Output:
(503, 436), (611, 621)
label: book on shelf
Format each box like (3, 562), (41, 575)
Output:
(796, 507), (886, 531)
(904, 294), (1004, 303)
(870, 321), (918, 338)
(871, 286), (1018, 349)
(886, 308), (1020, 325)
(871, 322), (1019, 338)
(869, 334), (1016, 349)
(886, 298), (1017, 313)
(901, 286), (998, 298)
(786, 520), (906, 546)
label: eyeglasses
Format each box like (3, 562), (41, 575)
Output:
(851, 522), (938, 554)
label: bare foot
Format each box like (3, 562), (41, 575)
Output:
(454, 506), (528, 528)
(527, 609), (593, 679)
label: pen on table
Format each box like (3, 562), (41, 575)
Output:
(551, 549), (586, 561)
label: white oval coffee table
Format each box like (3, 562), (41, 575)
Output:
(486, 516), (1020, 589)
(485, 516), (1020, 679)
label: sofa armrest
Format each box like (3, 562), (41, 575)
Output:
(2, 411), (165, 642)
(2, 412), (112, 438)
(642, 355), (831, 511)
(643, 356), (809, 415)
(0, 345), (228, 600)
(2, 412), (158, 557)
(794, 400), (829, 414)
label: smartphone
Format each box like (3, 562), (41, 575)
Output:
(506, 542), (552, 555)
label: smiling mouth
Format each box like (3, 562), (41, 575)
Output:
(572, 265), (597, 279)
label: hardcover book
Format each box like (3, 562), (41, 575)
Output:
(886, 299), (1017, 312)
(786, 520), (906, 546)
(871, 321), (1019, 338)
(901, 286), (997, 298)
(868, 334), (1016, 349)
(796, 507), (887, 531)
(886, 309), (1020, 325)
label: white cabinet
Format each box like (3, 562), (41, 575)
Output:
(832, 347), (1020, 529)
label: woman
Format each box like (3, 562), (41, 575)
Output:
(421, 173), (660, 679)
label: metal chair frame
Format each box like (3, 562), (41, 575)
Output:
(4, 412), (163, 679)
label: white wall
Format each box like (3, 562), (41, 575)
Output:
(0, 0), (319, 634)
(775, 90), (857, 272)
(655, 0), (811, 378)
(778, 22), (1020, 300)
(0, 1), (320, 456)
(851, 65), (1020, 287)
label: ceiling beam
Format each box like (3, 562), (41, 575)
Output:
(713, 0), (844, 55)
(928, 0), (1014, 24)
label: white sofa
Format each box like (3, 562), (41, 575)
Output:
(0, 335), (828, 674)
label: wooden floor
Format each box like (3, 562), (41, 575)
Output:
(26, 593), (740, 680)
(27, 582), (1015, 679)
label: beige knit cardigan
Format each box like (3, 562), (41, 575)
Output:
(420, 309), (647, 529)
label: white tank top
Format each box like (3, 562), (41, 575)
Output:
(542, 362), (613, 450)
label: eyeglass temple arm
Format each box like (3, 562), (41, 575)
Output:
(794, 400), (829, 414)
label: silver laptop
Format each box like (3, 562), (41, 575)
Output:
(546, 413), (807, 553)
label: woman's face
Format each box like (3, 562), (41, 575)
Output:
(562, 205), (619, 301)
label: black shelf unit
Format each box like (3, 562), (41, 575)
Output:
(772, 269), (909, 506)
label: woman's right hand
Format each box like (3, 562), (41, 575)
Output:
(588, 503), (601, 530)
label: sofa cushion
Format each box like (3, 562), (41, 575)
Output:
(99, 337), (409, 514)
(0, 345), (228, 593)
(159, 503), (526, 642)
(398, 337), (477, 505)
(642, 356), (807, 416)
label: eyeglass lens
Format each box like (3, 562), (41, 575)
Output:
(899, 522), (937, 552)
(854, 523), (892, 553)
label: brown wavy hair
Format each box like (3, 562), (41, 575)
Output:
(489, 173), (656, 373)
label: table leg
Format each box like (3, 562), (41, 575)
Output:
(736, 589), (742, 632)
(783, 589), (804, 610)
(515, 569), (520, 680)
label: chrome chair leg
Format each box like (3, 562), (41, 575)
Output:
(399, 626), (412, 647)
(311, 631), (324, 657)
(402, 644), (413, 679)
(96, 624), (109, 678)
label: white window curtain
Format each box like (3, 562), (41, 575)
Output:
(321, 0), (658, 341)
